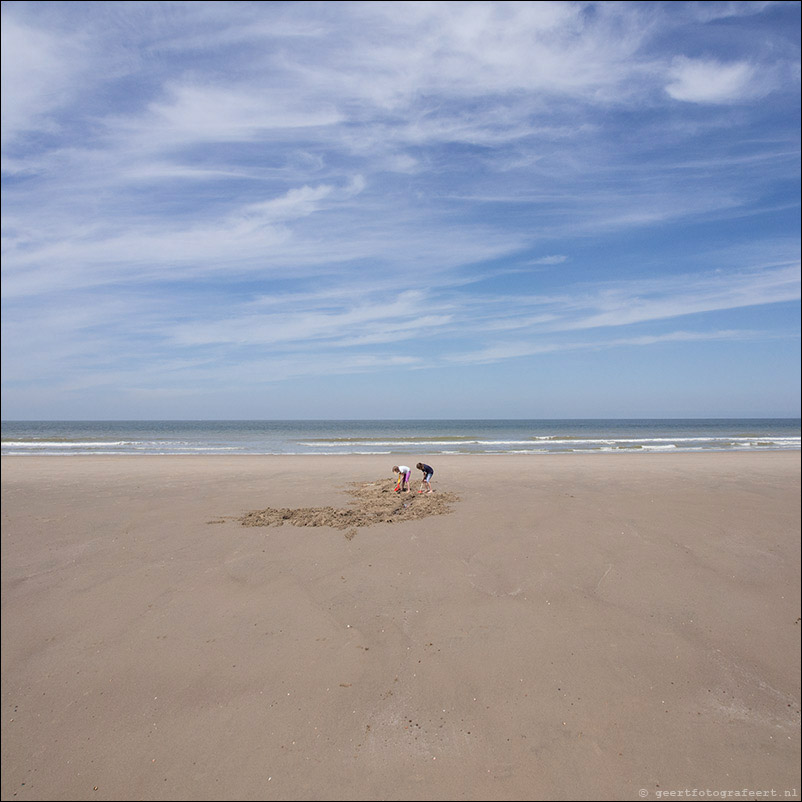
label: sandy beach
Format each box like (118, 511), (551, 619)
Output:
(1, 452), (799, 801)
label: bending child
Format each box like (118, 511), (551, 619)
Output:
(392, 465), (411, 492)
(416, 462), (434, 493)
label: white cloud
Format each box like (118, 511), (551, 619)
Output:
(558, 263), (801, 331)
(166, 289), (451, 348)
(529, 255), (568, 266)
(340, 1), (651, 105)
(0, 15), (85, 144)
(665, 57), (760, 103)
(447, 328), (788, 366)
(445, 261), (801, 348)
(141, 84), (344, 143)
(684, 1), (778, 23)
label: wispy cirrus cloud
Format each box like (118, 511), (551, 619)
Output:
(0, 14), (87, 146)
(445, 328), (776, 367)
(665, 57), (761, 104)
(138, 260), (801, 368)
(1, 1), (799, 418)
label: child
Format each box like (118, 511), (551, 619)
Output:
(416, 462), (434, 493)
(392, 465), (411, 492)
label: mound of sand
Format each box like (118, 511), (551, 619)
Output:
(237, 478), (459, 538)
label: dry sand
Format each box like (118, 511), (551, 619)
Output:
(1, 453), (799, 801)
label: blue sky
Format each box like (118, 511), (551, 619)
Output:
(1, 0), (800, 420)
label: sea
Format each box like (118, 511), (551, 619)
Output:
(1, 419), (799, 456)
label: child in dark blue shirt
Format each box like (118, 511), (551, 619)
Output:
(416, 462), (434, 493)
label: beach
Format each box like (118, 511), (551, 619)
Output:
(1, 453), (799, 801)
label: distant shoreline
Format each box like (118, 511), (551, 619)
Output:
(3, 418), (799, 456)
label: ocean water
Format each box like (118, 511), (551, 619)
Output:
(1, 419), (799, 456)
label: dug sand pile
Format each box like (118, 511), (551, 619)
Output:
(237, 477), (459, 537)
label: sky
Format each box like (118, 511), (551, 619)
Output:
(1, 0), (800, 420)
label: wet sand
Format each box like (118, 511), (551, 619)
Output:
(1, 453), (800, 801)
